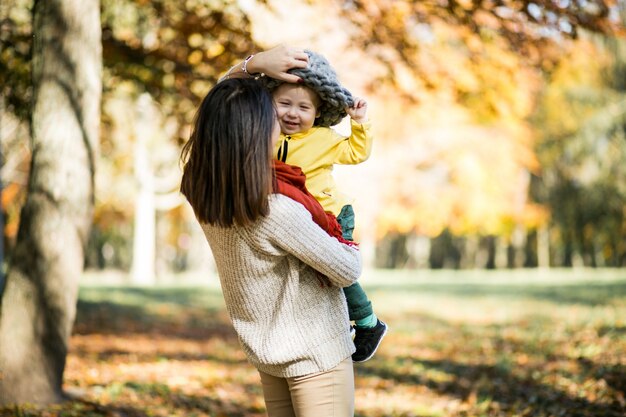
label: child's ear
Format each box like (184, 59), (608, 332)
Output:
(316, 109), (321, 118)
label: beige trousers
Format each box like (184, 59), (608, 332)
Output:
(259, 357), (355, 417)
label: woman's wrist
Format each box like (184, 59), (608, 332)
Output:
(242, 55), (257, 76)
(243, 54), (266, 79)
(219, 54), (263, 82)
(246, 52), (265, 75)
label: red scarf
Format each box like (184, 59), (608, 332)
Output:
(273, 160), (357, 248)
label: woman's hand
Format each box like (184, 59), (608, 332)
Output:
(248, 45), (309, 83)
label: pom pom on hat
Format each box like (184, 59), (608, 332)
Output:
(262, 50), (354, 127)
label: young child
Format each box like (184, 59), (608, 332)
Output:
(264, 50), (387, 362)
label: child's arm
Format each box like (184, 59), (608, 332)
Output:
(335, 97), (373, 164)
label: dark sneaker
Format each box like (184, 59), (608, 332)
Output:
(352, 319), (388, 362)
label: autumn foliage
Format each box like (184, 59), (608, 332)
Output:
(2, 0), (625, 270)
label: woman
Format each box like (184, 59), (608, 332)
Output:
(180, 47), (361, 416)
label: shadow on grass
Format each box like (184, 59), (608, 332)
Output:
(85, 381), (262, 417)
(70, 345), (249, 365)
(0, 400), (150, 417)
(74, 299), (235, 339)
(77, 286), (226, 312)
(357, 355), (626, 417)
(365, 280), (626, 306)
(577, 358), (626, 400)
(166, 391), (264, 417)
(1, 385), (264, 417)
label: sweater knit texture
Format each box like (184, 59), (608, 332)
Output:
(200, 194), (361, 378)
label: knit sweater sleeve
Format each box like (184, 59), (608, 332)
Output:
(334, 118), (373, 164)
(260, 195), (362, 287)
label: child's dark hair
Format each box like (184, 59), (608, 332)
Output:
(180, 78), (275, 226)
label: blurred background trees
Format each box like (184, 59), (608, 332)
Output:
(531, 27), (626, 268)
(2, 0), (625, 281)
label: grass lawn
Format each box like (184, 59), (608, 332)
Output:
(5, 268), (626, 416)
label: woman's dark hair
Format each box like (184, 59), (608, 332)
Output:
(180, 78), (276, 226)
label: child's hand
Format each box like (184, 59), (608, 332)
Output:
(346, 98), (368, 124)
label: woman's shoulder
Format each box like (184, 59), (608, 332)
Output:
(202, 196), (307, 233)
(237, 195), (313, 245)
(267, 194), (310, 219)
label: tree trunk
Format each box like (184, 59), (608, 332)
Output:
(483, 236), (496, 269)
(130, 94), (157, 285)
(0, 0), (101, 405)
(537, 224), (550, 268)
(507, 224), (526, 268)
(0, 98), (5, 291)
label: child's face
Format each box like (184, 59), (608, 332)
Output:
(273, 83), (321, 135)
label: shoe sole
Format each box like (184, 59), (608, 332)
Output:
(352, 324), (388, 363)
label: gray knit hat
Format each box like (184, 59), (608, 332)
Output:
(263, 50), (354, 127)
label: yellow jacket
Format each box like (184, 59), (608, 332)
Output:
(274, 119), (373, 215)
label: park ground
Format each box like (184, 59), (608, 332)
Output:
(3, 268), (625, 417)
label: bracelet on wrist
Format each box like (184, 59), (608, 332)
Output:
(242, 54), (265, 79)
(242, 54), (254, 75)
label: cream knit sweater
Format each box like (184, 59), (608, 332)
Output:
(200, 194), (362, 377)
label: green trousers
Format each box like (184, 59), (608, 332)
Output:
(337, 205), (373, 321)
